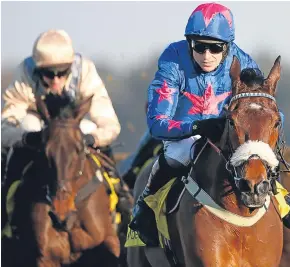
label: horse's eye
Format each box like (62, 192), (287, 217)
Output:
(274, 120), (281, 128)
(229, 119), (235, 127)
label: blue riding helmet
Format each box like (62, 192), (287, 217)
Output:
(185, 2), (235, 43)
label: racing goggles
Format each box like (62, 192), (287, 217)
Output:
(39, 67), (71, 79)
(191, 40), (226, 54)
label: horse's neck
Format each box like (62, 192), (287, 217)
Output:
(194, 142), (255, 216)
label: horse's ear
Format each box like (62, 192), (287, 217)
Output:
(36, 95), (50, 123)
(74, 95), (94, 122)
(265, 56), (281, 96)
(230, 56), (241, 96)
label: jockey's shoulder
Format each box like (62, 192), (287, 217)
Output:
(11, 60), (27, 80)
(80, 55), (94, 68)
(157, 40), (188, 65)
(79, 56), (99, 75)
(228, 42), (252, 61)
(161, 40), (188, 55)
(4, 59), (34, 94)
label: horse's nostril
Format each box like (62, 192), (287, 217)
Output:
(238, 179), (252, 192)
(256, 180), (270, 195)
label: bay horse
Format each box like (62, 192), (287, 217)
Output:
(128, 56), (284, 267)
(2, 96), (121, 267)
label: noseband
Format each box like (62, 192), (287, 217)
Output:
(194, 92), (281, 191)
(225, 92), (280, 188)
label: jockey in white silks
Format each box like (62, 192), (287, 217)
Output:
(1, 29), (132, 220)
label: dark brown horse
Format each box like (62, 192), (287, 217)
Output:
(128, 56), (284, 267)
(2, 96), (121, 267)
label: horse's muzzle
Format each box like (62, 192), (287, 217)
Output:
(241, 192), (268, 208)
(238, 179), (270, 208)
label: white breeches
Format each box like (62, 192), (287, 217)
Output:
(163, 135), (201, 166)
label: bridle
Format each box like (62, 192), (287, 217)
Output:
(44, 120), (89, 192)
(195, 92), (289, 192)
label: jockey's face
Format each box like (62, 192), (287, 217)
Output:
(40, 65), (71, 95)
(192, 40), (225, 72)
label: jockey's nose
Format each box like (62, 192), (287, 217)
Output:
(53, 76), (61, 82)
(203, 50), (211, 59)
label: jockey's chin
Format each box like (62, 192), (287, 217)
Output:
(43, 76), (67, 95)
(50, 83), (64, 94)
(241, 192), (268, 208)
(200, 63), (219, 72)
(192, 50), (223, 72)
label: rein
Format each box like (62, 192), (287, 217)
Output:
(47, 121), (88, 185)
(189, 92), (286, 198)
(226, 92), (286, 183)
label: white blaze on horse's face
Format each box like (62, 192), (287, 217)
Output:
(230, 140), (279, 171)
(249, 103), (262, 110)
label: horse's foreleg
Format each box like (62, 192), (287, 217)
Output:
(280, 226), (290, 266)
(36, 257), (61, 267)
(103, 225), (121, 257)
(70, 227), (101, 252)
(73, 186), (111, 250)
(32, 204), (71, 266)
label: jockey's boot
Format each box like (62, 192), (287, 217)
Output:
(129, 153), (187, 246)
(2, 145), (34, 192)
(282, 194), (290, 229)
(2, 145), (36, 233)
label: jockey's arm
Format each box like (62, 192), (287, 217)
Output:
(1, 62), (40, 148)
(147, 45), (195, 140)
(79, 58), (121, 148)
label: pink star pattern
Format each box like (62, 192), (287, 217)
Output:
(167, 120), (182, 131)
(156, 114), (168, 120)
(193, 3), (233, 27)
(184, 83), (231, 115)
(156, 81), (176, 104)
(156, 115), (182, 132)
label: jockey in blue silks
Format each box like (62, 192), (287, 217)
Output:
(129, 2), (290, 246)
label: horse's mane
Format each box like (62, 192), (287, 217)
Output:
(44, 92), (90, 120)
(239, 68), (264, 90)
(49, 97), (85, 120)
(57, 102), (77, 120)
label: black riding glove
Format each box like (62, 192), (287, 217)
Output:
(192, 118), (226, 142)
(84, 134), (95, 147)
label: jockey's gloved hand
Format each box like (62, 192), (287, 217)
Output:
(83, 134), (95, 147)
(193, 118), (226, 142)
(22, 131), (43, 148)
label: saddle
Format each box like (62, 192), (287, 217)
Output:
(125, 138), (207, 248)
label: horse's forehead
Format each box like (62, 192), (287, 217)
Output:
(236, 97), (276, 114)
(232, 102), (277, 128)
(238, 107), (274, 121)
(249, 103), (263, 110)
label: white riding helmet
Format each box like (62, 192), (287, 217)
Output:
(32, 29), (74, 68)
